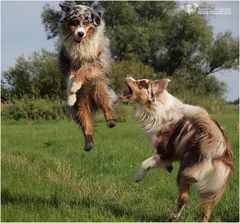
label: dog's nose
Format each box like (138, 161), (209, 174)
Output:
(77, 31), (84, 37)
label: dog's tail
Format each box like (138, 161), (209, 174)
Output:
(181, 105), (225, 159)
(181, 105), (232, 211)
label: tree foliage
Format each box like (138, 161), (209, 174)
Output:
(206, 32), (239, 74)
(41, 1), (238, 76)
(2, 50), (65, 100)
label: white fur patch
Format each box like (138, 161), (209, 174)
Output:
(66, 75), (81, 106)
(133, 155), (171, 182)
(66, 75), (82, 106)
(183, 159), (213, 182)
(71, 81), (82, 93)
(133, 155), (160, 182)
(181, 104), (207, 118)
(200, 138), (226, 159)
(195, 162), (230, 193)
(134, 91), (183, 145)
(67, 94), (77, 106)
(74, 27), (86, 38)
(184, 160), (231, 193)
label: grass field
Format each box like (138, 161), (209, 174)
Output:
(1, 109), (239, 222)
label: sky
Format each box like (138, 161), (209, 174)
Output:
(1, 0), (239, 101)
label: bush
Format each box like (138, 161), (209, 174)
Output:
(1, 99), (66, 120)
(109, 59), (157, 94)
(2, 50), (65, 100)
(114, 103), (132, 122)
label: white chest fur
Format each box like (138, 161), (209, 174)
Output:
(63, 24), (105, 63)
(64, 38), (100, 64)
(134, 93), (184, 148)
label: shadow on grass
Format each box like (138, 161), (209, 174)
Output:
(103, 202), (170, 222)
(1, 188), (169, 221)
(1, 188), (93, 209)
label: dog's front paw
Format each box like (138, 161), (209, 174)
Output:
(133, 168), (145, 182)
(107, 119), (116, 128)
(67, 94), (76, 106)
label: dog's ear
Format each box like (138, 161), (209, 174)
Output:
(59, 1), (75, 12)
(93, 5), (104, 17)
(92, 12), (101, 26)
(151, 79), (171, 95)
(92, 5), (104, 26)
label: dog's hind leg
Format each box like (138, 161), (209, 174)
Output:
(201, 202), (214, 223)
(76, 93), (94, 151)
(200, 180), (229, 222)
(170, 173), (192, 221)
(93, 81), (116, 128)
(133, 154), (171, 182)
(199, 190), (223, 222)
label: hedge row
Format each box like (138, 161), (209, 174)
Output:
(1, 99), (65, 120)
(1, 99), (130, 122)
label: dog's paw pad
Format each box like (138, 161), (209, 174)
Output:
(84, 143), (94, 152)
(107, 120), (116, 128)
(67, 94), (76, 106)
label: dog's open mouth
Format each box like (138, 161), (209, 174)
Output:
(119, 86), (133, 100)
(74, 37), (83, 43)
(74, 39), (81, 43)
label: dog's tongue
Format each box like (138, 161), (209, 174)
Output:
(119, 95), (130, 100)
(119, 86), (133, 100)
(119, 93), (132, 100)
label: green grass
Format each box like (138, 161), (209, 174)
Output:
(1, 110), (239, 222)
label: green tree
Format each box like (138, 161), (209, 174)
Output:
(109, 58), (156, 94)
(206, 32), (239, 74)
(2, 50), (65, 99)
(2, 56), (33, 99)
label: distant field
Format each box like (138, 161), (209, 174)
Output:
(1, 110), (239, 222)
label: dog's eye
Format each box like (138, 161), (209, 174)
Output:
(137, 82), (143, 89)
(68, 20), (79, 26)
(137, 81), (148, 89)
